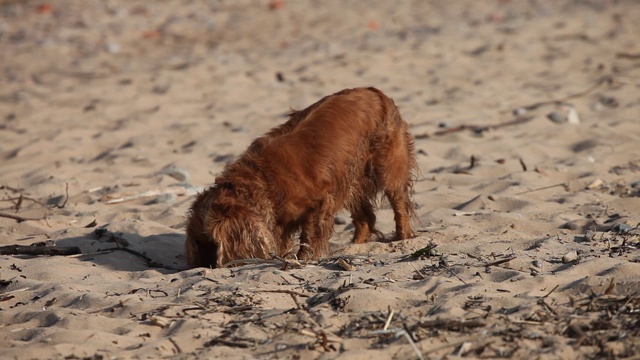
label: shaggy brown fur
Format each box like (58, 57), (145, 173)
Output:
(185, 87), (417, 268)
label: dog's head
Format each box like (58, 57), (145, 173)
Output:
(185, 184), (274, 268)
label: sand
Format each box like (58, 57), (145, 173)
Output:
(1, 0), (640, 359)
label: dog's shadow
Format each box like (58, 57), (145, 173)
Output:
(52, 225), (400, 273)
(56, 229), (187, 273)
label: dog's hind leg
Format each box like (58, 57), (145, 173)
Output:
(385, 188), (415, 240)
(375, 124), (416, 241)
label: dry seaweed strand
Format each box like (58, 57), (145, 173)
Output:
(417, 318), (486, 332)
(252, 289), (311, 298)
(415, 115), (534, 139)
(515, 183), (567, 195)
(223, 257), (303, 269)
(367, 328), (424, 360)
(519, 158), (527, 171)
(518, 75), (612, 111)
(52, 183), (69, 209)
(414, 75), (613, 139)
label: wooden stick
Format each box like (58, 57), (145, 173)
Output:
(484, 256), (517, 268)
(542, 284), (559, 298)
(0, 287), (30, 302)
(205, 338), (251, 348)
(383, 309), (395, 331)
(409, 262), (425, 280)
(445, 266), (468, 285)
(0, 212), (43, 223)
(0, 244), (80, 256)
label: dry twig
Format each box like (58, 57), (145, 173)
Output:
(252, 289), (311, 298)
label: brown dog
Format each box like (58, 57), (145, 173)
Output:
(185, 87), (417, 268)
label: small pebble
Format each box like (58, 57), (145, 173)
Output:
(150, 316), (171, 328)
(147, 193), (177, 205)
(584, 230), (596, 241)
(532, 260), (542, 268)
(230, 125), (248, 133)
(152, 84), (171, 94)
(213, 154), (235, 163)
(598, 96), (618, 108)
(334, 216), (348, 225)
(512, 107), (527, 116)
(562, 220), (580, 231)
(567, 107), (581, 124)
(161, 164), (190, 182)
(530, 269), (539, 276)
(591, 102), (604, 111)
(338, 258), (355, 271)
(105, 42), (120, 54)
(562, 250), (578, 263)
(562, 219), (596, 232)
(547, 111), (566, 123)
(587, 179), (604, 189)
(612, 223), (632, 234)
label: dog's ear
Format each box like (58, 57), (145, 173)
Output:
(184, 187), (224, 268)
(185, 212), (218, 268)
(212, 207), (273, 267)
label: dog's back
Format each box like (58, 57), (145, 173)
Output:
(253, 87), (416, 257)
(260, 88), (399, 204)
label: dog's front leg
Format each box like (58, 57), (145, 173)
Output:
(297, 206), (334, 261)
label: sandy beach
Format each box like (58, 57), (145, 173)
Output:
(1, 0), (640, 359)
